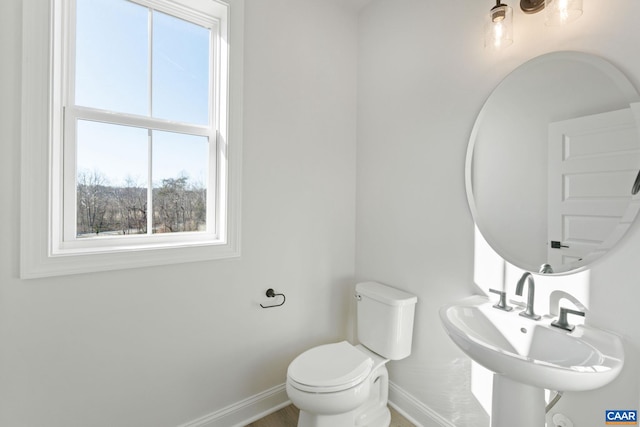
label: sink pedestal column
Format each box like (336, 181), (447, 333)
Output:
(491, 375), (545, 427)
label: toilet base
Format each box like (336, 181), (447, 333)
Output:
(355, 404), (390, 427)
(298, 410), (355, 427)
(294, 364), (390, 427)
(297, 405), (390, 427)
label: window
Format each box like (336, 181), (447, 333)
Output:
(20, 0), (243, 278)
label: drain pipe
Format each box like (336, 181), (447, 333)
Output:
(546, 391), (563, 413)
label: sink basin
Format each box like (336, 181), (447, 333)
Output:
(440, 295), (624, 391)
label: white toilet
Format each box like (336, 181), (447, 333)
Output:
(286, 281), (417, 427)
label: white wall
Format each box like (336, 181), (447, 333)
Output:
(5, 0), (640, 425)
(0, 1), (357, 426)
(357, 0), (640, 426)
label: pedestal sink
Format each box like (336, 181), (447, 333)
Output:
(439, 295), (624, 427)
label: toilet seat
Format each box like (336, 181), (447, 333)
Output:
(287, 341), (373, 393)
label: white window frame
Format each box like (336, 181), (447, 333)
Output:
(20, 0), (243, 278)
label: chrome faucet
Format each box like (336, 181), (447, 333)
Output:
(515, 272), (541, 320)
(551, 307), (585, 332)
(489, 288), (513, 311)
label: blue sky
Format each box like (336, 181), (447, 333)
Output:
(74, 0), (210, 187)
(77, 121), (208, 188)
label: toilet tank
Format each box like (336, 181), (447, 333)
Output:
(355, 282), (417, 360)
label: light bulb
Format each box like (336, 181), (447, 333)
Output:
(485, 3), (513, 50)
(545, 0), (582, 26)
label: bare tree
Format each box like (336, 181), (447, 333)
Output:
(77, 169), (205, 237)
(77, 169), (110, 235)
(114, 177), (147, 235)
(154, 175), (206, 233)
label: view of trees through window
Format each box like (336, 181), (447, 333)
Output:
(76, 170), (207, 237)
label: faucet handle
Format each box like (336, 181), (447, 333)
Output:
(551, 307), (585, 332)
(489, 289), (513, 311)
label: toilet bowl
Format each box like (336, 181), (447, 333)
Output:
(286, 342), (390, 427)
(286, 282), (417, 427)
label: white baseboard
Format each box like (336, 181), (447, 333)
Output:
(388, 382), (456, 427)
(178, 381), (452, 427)
(178, 384), (290, 427)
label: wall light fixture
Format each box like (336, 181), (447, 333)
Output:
(486, 1), (513, 50)
(486, 0), (583, 50)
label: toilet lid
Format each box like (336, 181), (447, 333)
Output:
(287, 341), (373, 392)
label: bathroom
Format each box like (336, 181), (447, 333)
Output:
(1, 0), (639, 426)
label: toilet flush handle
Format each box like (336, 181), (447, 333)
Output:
(354, 293), (362, 301)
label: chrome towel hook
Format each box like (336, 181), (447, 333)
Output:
(260, 288), (286, 308)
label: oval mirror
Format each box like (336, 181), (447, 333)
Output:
(467, 51), (640, 274)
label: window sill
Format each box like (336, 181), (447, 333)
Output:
(21, 240), (240, 279)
